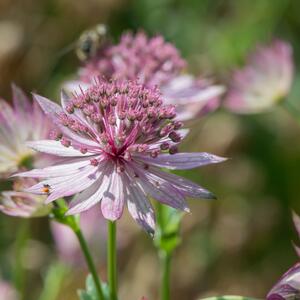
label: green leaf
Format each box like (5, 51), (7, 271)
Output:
(86, 274), (97, 296)
(78, 290), (93, 300)
(78, 274), (109, 300)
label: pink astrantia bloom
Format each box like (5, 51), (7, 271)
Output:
(0, 85), (53, 176)
(16, 80), (226, 234)
(0, 178), (52, 218)
(224, 40), (293, 114)
(65, 31), (225, 121)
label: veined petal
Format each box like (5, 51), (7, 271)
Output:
(26, 140), (93, 157)
(101, 169), (125, 221)
(25, 164), (99, 202)
(149, 166), (215, 199)
(15, 157), (94, 178)
(67, 162), (113, 214)
(135, 152), (227, 170)
(130, 162), (189, 211)
(125, 176), (155, 236)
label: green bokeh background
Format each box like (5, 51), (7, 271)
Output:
(1, 0), (300, 299)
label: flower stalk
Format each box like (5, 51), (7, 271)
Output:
(108, 220), (118, 300)
(155, 202), (183, 300)
(51, 200), (105, 300)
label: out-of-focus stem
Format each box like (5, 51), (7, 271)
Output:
(108, 220), (117, 300)
(160, 250), (171, 300)
(14, 219), (30, 300)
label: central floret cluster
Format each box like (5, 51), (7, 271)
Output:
(56, 80), (182, 163)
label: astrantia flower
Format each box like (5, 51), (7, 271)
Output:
(65, 31), (225, 121)
(267, 263), (300, 300)
(0, 178), (52, 218)
(224, 40), (293, 114)
(0, 85), (53, 176)
(16, 80), (226, 234)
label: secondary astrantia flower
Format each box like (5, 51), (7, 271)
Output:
(0, 85), (53, 176)
(224, 40), (293, 114)
(65, 31), (225, 121)
(16, 80), (226, 234)
(267, 263), (300, 300)
(0, 178), (52, 218)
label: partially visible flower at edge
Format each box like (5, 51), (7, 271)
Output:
(0, 85), (53, 176)
(0, 280), (19, 300)
(15, 79), (226, 235)
(64, 31), (225, 121)
(0, 178), (52, 218)
(266, 212), (300, 300)
(224, 39), (293, 114)
(267, 263), (300, 300)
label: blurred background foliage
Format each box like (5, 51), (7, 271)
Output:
(1, 0), (300, 299)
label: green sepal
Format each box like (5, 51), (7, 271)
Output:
(49, 199), (79, 231)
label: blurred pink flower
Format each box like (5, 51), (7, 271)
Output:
(0, 85), (53, 176)
(0, 280), (18, 300)
(0, 178), (51, 218)
(16, 80), (226, 235)
(65, 31), (225, 121)
(224, 39), (293, 114)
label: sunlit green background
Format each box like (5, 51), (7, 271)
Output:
(1, 0), (300, 299)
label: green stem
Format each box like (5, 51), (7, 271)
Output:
(38, 262), (69, 300)
(160, 250), (171, 300)
(51, 201), (105, 300)
(108, 220), (117, 300)
(74, 228), (105, 300)
(14, 219), (30, 299)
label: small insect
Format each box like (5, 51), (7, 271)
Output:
(76, 24), (109, 61)
(42, 184), (51, 194)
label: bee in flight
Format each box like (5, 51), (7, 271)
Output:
(42, 184), (51, 194)
(76, 24), (109, 61)
(40, 24), (109, 89)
